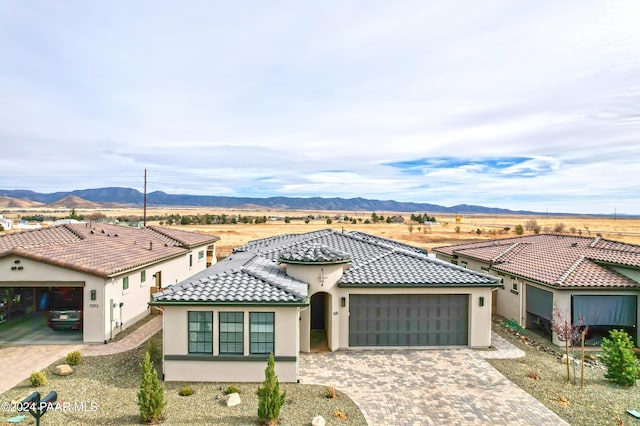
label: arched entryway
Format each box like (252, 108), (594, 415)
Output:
(310, 292), (330, 352)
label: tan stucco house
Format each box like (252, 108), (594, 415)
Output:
(150, 229), (500, 383)
(433, 234), (640, 346)
(0, 223), (219, 343)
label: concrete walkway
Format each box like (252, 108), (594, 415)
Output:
(0, 316), (162, 395)
(299, 332), (567, 426)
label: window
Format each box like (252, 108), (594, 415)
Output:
(122, 276), (129, 291)
(220, 312), (243, 354)
(460, 261), (468, 268)
(198, 250), (205, 260)
(511, 281), (519, 294)
(189, 254), (193, 268)
(188, 311), (213, 354)
(141, 270), (146, 283)
(250, 312), (274, 354)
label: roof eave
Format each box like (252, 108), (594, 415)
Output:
(338, 282), (501, 288)
(149, 300), (308, 307)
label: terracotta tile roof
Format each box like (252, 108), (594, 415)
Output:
(0, 223), (219, 277)
(433, 234), (640, 289)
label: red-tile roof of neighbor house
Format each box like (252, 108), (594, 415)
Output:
(0, 223), (219, 277)
(433, 234), (640, 289)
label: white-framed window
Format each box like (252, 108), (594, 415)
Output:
(122, 276), (129, 291)
(198, 250), (205, 261)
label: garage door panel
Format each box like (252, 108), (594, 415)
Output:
(349, 294), (468, 347)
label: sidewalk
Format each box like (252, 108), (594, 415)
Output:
(0, 316), (162, 395)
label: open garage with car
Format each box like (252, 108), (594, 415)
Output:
(0, 223), (219, 344)
(0, 285), (84, 344)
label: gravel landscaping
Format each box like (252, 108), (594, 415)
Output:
(488, 320), (640, 426)
(0, 332), (366, 425)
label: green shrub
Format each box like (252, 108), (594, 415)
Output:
(224, 385), (239, 395)
(137, 351), (166, 423)
(258, 353), (286, 425)
(178, 386), (193, 396)
(144, 338), (163, 370)
(601, 329), (639, 386)
(66, 350), (82, 366)
(30, 370), (47, 387)
(501, 318), (528, 335)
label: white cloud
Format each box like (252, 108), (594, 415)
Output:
(0, 1), (639, 214)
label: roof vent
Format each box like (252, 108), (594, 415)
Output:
(101, 229), (105, 234)
(571, 242), (578, 247)
(149, 241), (153, 250)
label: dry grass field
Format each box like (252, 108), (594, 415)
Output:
(3, 207), (640, 258)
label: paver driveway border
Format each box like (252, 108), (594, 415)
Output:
(299, 332), (569, 426)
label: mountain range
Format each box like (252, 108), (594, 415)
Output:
(0, 187), (540, 214)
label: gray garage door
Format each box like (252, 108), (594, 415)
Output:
(349, 294), (469, 346)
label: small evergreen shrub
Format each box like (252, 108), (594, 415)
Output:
(501, 318), (528, 335)
(144, 338), (163, 370)
(137, 351), (166, 423)
(257, 353), (286, 426)
(178, 386), (193, 396)
(601, 329), (639, 386)
(224, 385), (239, 395)
(66, 350), (82, 366)
(30, 370), (47, 387)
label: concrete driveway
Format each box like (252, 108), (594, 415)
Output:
(299, 333), (568, 426)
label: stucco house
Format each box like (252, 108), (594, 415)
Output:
(150, 229), (500, 383)
(433, 234), (640, 346)
(0, 223), (219, 343)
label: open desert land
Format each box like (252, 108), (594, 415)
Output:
(4, 207), (640, 258)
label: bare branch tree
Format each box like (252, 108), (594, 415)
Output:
(551, 304), (584, 384)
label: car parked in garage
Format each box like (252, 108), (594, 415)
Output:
(47, 287), (82, 331)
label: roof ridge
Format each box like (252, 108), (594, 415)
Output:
(242, 258), (306, 299)
(144, 226), (183, 246)
(61, 224), (87, 240)
(556, 255), (585, 285)
(589, 236), (601, 248)
(492, 242), (526, 262)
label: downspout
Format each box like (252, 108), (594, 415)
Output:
(519, 278), (525, 328)
(154, 305), (166, 381)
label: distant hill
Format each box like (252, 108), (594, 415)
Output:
(0, 187), (541, 214)
(0, 196), (44, 208)
(45, 195), (104, 209)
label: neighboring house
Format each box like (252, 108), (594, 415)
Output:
(0, 215), (13, 230)
(150, 229), (500, 383)
(15, 220), (41, 230)
(0, 223), (219, 343)
(433, 234), (640, 346)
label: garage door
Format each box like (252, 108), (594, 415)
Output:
(349, 294), (468, 346)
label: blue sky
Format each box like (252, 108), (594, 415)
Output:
(1, 1), (639, 214)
